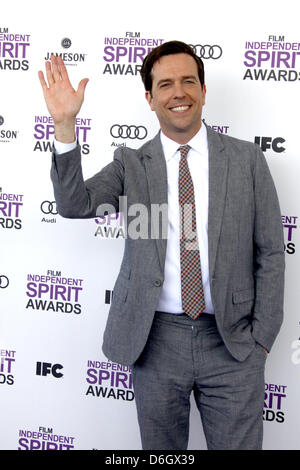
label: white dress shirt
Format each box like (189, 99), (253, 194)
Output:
(54, 138), (77, 154)
(156, 125), (214, 314)
(54, 124), (214, 315)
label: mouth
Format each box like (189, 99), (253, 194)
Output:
(169, 105), (191, 113)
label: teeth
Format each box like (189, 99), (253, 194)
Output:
(171, 106), (189, 112)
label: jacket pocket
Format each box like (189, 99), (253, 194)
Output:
(111, 283), (128, 304)
(112, 269), (131, 304)
(232, 287), (255, 304)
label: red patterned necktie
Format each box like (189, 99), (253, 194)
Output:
(178, 145), (205, 319)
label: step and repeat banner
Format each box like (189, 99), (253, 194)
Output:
(1, 0), (299, 450)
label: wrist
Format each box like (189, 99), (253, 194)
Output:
(54, 119), (76, 143)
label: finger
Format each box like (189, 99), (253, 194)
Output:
(50, 54), (61, 82)
(38, 70), (49, 92)
(45, 60), (55, 86)
(56, 56), (70, 83)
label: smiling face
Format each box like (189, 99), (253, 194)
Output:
(145, 53), (206, 144)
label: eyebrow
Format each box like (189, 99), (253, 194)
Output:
(156, 75), (198, 87)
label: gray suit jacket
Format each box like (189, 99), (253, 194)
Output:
(51, 125), (285, 365)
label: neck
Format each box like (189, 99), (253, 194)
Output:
(161, 123), (202, 145)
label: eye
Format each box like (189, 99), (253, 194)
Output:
(159, 82), (170, 88)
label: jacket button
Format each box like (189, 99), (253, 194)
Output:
(154, 279), (162, 287)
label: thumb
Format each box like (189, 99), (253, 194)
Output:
(77, 78), (89, 98)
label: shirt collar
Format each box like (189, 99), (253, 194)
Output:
(160, 123), (208, 162)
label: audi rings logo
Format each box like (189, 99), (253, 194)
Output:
(110, 124), (148, 140)
(189, 44), (222, 59)
(0, 275), (9, 289)
(41, 201), (58, 215)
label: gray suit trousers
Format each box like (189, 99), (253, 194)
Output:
(132, 311), (266, 450)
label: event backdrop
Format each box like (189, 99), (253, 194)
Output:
(1, 0), (299, 450)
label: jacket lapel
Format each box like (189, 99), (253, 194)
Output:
(142, 132), (168, 274)
(206, 125), (228, 282)
(141, 127), (229, 282)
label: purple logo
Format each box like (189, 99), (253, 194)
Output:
(264, 382), (287, 423)
(25, 269), (83, 314)
(103, 31), (163, 76)
(18, 426), (75, 450)
(0, 28), (30, 70)
(86, 360), (134, 401)
(243, 35), (300, 82)
(33, 115), (91, 154)
(204, 120), (230, 134)
(0, 349), (16, 385)
(0, 189), (23, 229)
(94, 212), (125, 238)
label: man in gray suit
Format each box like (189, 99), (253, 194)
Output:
(38, 41), (285, 450)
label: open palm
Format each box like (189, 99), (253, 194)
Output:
(38, 55), (89, 126)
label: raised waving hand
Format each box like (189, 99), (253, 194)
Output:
(38, 55), (89, 143)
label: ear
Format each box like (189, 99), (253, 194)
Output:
(202, 84), (207, 106)
(145, 90), (154, 111)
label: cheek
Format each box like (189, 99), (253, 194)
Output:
(150, 90), (171, 112)
(150, 99), (165, 114)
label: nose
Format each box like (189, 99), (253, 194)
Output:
(173, 81), (186, 99)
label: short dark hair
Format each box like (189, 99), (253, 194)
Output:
(140, 40), (205, 93)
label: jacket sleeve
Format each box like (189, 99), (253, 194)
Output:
(50, 144), (124, 218)
(251, 144), (285, 352)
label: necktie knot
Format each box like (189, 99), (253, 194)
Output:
(178, 145), (191, 159)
